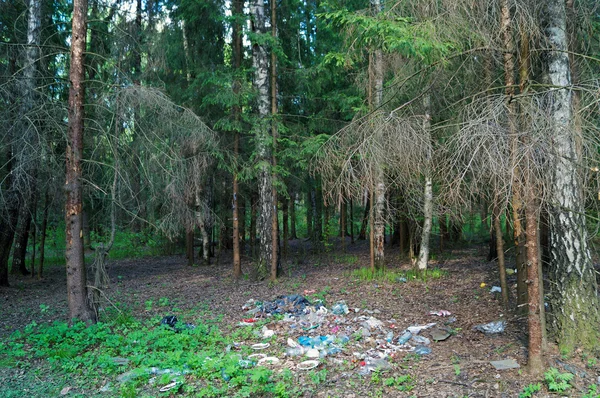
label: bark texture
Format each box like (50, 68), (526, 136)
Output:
(65, 0), (95, 323)
(252, 0), (273, 278)
(232, 0), (243, 278)
(417, 93), (433, 271)
(371, 0), (386, 270)
(546, 0), (600, 353)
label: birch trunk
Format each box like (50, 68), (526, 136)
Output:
(417, 93), (433, 271)
(546, 0), (600, 353)
(252, 0), (273, 278)
(65, 0), (95, 323)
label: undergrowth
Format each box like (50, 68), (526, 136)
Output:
(348, 267), (447, 283)
(0, 310), (302, 397)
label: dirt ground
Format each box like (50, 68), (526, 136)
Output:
(1, 238), (598, 397)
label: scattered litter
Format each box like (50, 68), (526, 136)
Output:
(160, 315), (178, 328)
(413, 345), (432, 355)
(358, 358), (392, 375)
(429, 310), (452, 317)
(397, 331), (413, 344)
(116, 367), (187, 383)
(297, 360), (319, 370)
(474, 320), (506, 334)
(238, 359), (253, 368)
(364, 316), (384, 329)
(251, 343), (270, 350)
(261, 326), (275, 338)
(287, 338), (299, 348)
(411, 335), (431, 345)
(331, 301), (350, 315)
(159, 381), (179, 392)
(430, 328), (451, 342)
(490, 359), (520, 370)
(480, 282), (487, 288)
(395, 276), (407, 283)
(248, 353), (267, 360)
(407, 323), (436, 334)
(286, 347), (305, 356)
(158, 316), (195, 333)
(385, 331), (394, 343)
(242, 318), (258, 323)
(305, 349), (320, 358)
(490, 286), (502, 293)
(303, 289), (316, 295)
(60, 386), (72, 395)
(111, 357), (130, 365)
(506, 269), (516, 275)
(261, 295), (321, 316)
(257, 356), (280, 366)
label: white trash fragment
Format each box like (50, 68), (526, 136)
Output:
(297, 360), (319, 370)
(407, 323), (436, 334)
(474, 320), (506, 334)
(429, 310), (452, 317)
(490, 286), (502, 293)
(257, 356), (280, 366)
(261, 326), (275, 338)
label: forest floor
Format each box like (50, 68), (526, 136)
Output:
(1, 238), (599, 397)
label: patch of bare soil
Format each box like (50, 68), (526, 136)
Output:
(1, 238), (598, 397)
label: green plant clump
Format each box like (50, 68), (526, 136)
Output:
(0, 311), (303, 397)
(349, 267), (447, 283)
(519, 383), (541, 398)
(544, 367), (573, 393)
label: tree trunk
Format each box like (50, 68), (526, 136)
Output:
(65, 0), (95, 323)
(340, 197), (346, 252)
(290, 192), (297, 239)
(525, 184), (543, 375)
(417, 93), (433, 271)
(250, 192), (257, 257)
(269, 0), (279, 281)
(349, 198), (355, 244)
(11, 204), (32, 275)
(38, 190), (50, 279)
(306, 190), (313, 239)
(232, 0), (243, 277)
(186, 228), (194, 266)
(546, 0), (600, 353)
(282, 195), (289, 256)
(374, 180), (386, 270)
(252, 0), (273, 278)
(493, 198), (509, 308)
(359, 194), (370, 240)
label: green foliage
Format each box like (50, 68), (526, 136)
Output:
(0, 312), (304, 397)
(583, 384), (600, 398)
(383, 375), (414, 391)
(519, 383), (541, 398)
(349, 267), (447, 283)
(544, 368), (573, 393)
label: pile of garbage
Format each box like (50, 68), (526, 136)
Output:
(237, 294), (506, 375)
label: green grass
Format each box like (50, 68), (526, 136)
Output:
(348, 267), (447, 283)
(0, 308), (303, 397)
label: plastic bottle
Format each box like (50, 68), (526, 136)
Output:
(385, 331), (394, 343)
(414, 345), (432, 355)
(397, 330), (412, 344)
(285, 347), (305, 356)
(338, 335), (350, 344)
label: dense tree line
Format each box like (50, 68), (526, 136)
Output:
(2, 0), (600, 374)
